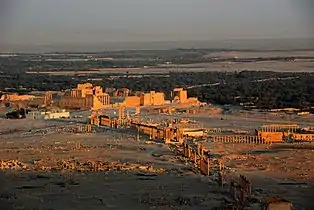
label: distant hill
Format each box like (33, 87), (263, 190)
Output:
(2, 38), (314, 53)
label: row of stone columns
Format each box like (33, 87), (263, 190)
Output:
(262, 126), (298, 133)
(213, 135), (264, 144)
(134, 125), (166, 142)
(199, 157), (211, 176)
(86, 124), (92, 132)
(292, 134), (314, 141)
(239, 175), (252, 196)
(181, 143), (254, 208)
(229, 175), (252, 206)
(77, 124), (92, 133)
(196, 144), (204, 157)
(183, 143), (210, 176)
(91, 117), (100, 126)
(262, 126), (278, 132)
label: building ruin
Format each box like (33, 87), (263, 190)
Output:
(117, 91), (166, 107)
(0, 93), (37, 102)
(172, 88), (199, 104)
(59, 83), (110, 110)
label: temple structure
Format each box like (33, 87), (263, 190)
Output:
(119, 91), (165, 107)
(172, 88), (199, 104)
(59, 83), (110, 110)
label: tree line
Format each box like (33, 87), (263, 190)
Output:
(0, 70), (313, 110)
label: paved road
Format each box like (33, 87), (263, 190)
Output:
(187, 76), (299, 89)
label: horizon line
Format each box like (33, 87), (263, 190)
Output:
(1, 37), (314, 54)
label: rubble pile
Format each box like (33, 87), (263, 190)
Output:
(140, 192), (206, 208)
(55, 160), (141, 172)
(0, 159), (166, 174)
(19, 125), (79, 137)
(54, 160), (166, 173)
(0, 160), (28, 170)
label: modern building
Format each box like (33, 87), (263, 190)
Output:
(26, 109), (70, 120)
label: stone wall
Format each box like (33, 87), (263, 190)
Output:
(124, 96), (141, 107)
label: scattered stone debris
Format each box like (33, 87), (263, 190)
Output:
(139, 192), (207, 207)
(0, 160), (28, 170)
(1, 124), (84, 139)
(0, 159), (166, 174)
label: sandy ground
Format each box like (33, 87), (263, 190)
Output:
(0, 119), (233, 210)
(142, 108), (314, 131)
(203, 142), (314, 209)
(0, 171), (226, 210)
(141, 109), (314, 209)
(0, 107), (314, 209)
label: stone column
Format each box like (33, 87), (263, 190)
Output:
(240, 189), (245, 203)
(201, 146), (204, 157)
(197, 144), (200, 156)
(218, 172), (223, 187)
(246, 180), (251, 197)
(230, 181), (236, 200)
(199, 158), (203, 174)
(207, 158), (210, 176)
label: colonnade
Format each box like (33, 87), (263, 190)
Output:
(212, 135), (264, 144)
(77, 124), (92, 133)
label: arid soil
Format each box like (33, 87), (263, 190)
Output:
(1, 171), (226, 210)
(0, 112), (314, 209)
(0, 119), (232, 210)
(205, 142), (314, 209)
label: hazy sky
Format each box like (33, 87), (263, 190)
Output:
(1, 0), (313, 46)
